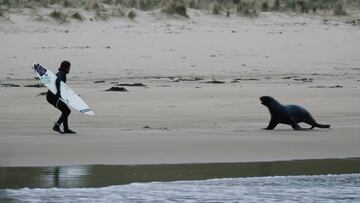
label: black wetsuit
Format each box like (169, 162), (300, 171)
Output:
(46, 70), (71, 131)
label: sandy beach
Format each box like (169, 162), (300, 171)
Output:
(0, 7), (360, 167)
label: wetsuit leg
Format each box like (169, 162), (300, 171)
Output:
(55, 100), (71, 128)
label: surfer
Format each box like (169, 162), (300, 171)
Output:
(46, 61), (76, 134)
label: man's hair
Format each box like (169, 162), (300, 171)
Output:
(59, 60), (71, 72)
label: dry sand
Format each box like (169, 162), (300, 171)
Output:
(0, 10), (359, 167)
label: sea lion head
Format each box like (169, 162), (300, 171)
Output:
(260, 95), (282, 108)
(260, 96), (275, 106)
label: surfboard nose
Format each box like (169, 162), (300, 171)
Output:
(80, 108), (95, 116)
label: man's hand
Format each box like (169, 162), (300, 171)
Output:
(56, 92), (61, 99)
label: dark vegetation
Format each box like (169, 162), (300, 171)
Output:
(0, 0), (356, 21)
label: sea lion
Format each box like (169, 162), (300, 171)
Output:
(260, 96), (330, 130)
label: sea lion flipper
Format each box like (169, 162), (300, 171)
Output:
(314, 123), (331, 129)
(291, 123), (302, 130)
(265, 119), (278, 130)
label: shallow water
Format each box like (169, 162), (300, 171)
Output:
(1, 174), (360, 203)
(1, 158), (360, 189)
(1, 158), (360, 202)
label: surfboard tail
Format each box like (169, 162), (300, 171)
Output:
(32, 62), (40, 70)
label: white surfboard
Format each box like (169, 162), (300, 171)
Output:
(32, 62), (95, 116)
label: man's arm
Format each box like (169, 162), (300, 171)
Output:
(55, 76), (61, 98)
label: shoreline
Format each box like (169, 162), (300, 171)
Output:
(1, 157), (360, 189)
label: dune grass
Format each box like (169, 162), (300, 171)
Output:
(72, 12), (83, 21)
(334, 0), (347, 15)
(0, 0), (356, 20)
(284, 0), (348, 15)
(273, 0), (281, 11)
(212, 2), (221, 15)
(236, 0), (259, 17)
(111, 6), (126, 17)
(161, 0), (188, 17)
(128, 9), (136, 19)
(261, 0), (270, 12)
(49, 9), (68, 22)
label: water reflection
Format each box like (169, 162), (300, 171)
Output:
(40, 166), (91, 188)
(1, 158), (360, 189)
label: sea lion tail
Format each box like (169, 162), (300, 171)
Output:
(314, 123), (330, 129)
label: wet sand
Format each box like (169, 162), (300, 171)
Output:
(1, 158), (360, 189)
(0, 11), (360, 167)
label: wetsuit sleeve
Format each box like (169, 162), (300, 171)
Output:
(55, 72), (66, 97)
(55, 76), (61, 96)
